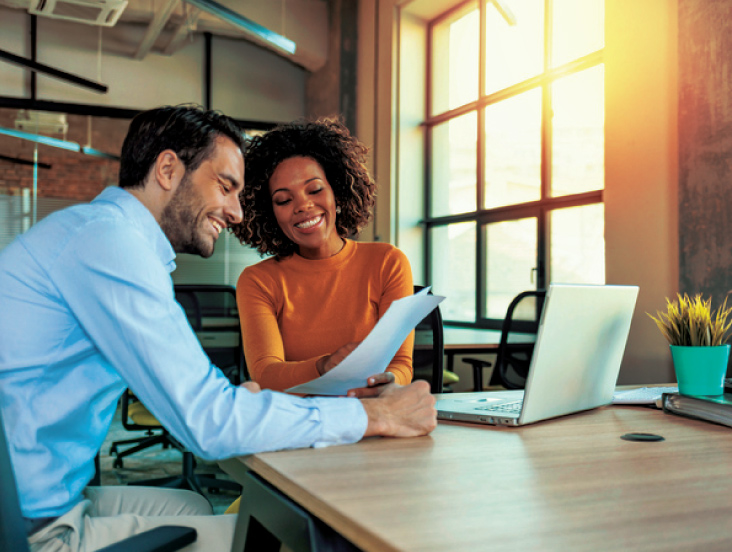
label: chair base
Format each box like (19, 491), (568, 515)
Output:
(110, 432), (173, 469)
(122, 451), (241, 499)
(128, 474), (241, 496)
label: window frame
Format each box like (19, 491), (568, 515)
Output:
(422, 0), (605, 330)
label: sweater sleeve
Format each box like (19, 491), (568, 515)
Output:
(379, 247), (415, 385)
(237, 267), (323, 392)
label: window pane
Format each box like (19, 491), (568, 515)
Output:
(483, 88), (542, 209)
(484, 0), (544, 95)
(550, 204), (605, 285)
(552, 0), (605, 68)
(484, 218), (537, 320)
(430, 111), (477, 217)
(431, 3), (479, 115)
(431, 222), (476, 322)
(551, 66), (604, 197)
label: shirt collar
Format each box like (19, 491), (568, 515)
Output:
(93, 186), (177, 273)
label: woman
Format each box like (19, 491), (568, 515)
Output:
(231, 118), (414, 397)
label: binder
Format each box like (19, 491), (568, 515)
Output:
(662, 392), (732, 429)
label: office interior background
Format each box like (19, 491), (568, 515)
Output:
(0, 0), (729, 390)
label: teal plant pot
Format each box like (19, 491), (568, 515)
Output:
(670, 344), (730, 396)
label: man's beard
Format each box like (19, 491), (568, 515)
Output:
(160, 173), (216, 258)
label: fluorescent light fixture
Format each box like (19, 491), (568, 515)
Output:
(82, 146), (120, 160)
(0, 126), (80, 152)
(184, 0), (296, 55)
(0, 126), (119, 160)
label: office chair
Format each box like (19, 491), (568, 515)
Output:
(109, 392), (175, 469)
(108, 285), (244, 497)
(174, 285), (245, 385)
(0, 409), (197, 552)
(412, 285), (445, 393)
(463, 290), (546, 390)
(109, 390), (242, 497)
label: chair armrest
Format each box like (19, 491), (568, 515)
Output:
(95, 526), (196, 552)
(462, 357), (494, 392)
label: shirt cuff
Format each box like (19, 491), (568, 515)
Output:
(308, 397), (368, 448)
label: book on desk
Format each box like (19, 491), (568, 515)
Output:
(662, 392), (732, 429)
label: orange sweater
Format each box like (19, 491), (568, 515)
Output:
(236, 240), (414, 392)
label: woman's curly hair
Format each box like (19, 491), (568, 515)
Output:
(230, 118), (376, 258)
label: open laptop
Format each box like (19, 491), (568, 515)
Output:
(436, 283), (639, 426)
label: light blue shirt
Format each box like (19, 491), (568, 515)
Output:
(0, 186), (367, 520)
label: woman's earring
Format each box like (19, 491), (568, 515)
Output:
(335, 206), (342, 214)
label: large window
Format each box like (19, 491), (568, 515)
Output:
(424, 0), (605, 327)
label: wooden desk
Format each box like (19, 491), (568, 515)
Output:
(223, 403), (732, 551)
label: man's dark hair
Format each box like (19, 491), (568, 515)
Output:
(119, 105), (245, 189)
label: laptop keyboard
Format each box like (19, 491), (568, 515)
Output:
(475, 400), (523, 413)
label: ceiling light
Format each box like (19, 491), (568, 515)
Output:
(184, 0), (296, 55)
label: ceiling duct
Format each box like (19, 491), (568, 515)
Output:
(28, 0), (128, 27)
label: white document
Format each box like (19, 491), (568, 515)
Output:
(286, 287), (445, 396)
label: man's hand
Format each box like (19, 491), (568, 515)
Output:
(360, 380), (437, 438)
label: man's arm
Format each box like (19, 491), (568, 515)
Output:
(51, 220), (368, 459)
(360, 380), (437, 438)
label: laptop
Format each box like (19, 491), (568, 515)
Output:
(436, 283), (639, 426)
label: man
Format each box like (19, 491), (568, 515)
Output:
(0, 105), (436, 552)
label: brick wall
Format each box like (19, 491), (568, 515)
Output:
(0, 108), (128, 202)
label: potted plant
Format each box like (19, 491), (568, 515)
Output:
(648, 293), (732, 396)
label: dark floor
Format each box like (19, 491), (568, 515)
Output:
(100, 404), (240, 514)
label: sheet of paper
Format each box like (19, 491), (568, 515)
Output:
(286, 287), (445, 395)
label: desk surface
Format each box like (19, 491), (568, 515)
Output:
(232, 402), (732, 551)
(442, 326), (534, 350)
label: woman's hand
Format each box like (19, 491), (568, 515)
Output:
(316, 341), (360, 375)
(346, 371), (397, 398)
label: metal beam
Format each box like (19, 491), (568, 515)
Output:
(0, 48), (108, 94)
(0, 96), (280, 131)
(135, 0), (180, 60)
(163, 5), (202, 55)
(0, 153), (52, 170)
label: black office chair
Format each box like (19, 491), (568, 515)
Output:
(463, 290), (546, 390)
(412, 285), (445, 394)
(108, 284), (244, 497)
(174, 285), (246, 385)
(0, 409), (196, 552)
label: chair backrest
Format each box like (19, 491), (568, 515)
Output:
(174, 284), (246, 385)
(412, 285), (445, 393)
(494, 289), (546, 390)
(0, 409), (31, 552)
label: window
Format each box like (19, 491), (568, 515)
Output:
(424, 0), (605, 327)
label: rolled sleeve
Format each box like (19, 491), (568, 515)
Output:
(308, 397), (368, 448)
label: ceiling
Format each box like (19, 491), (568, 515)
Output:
(0, 0), (328, 71)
